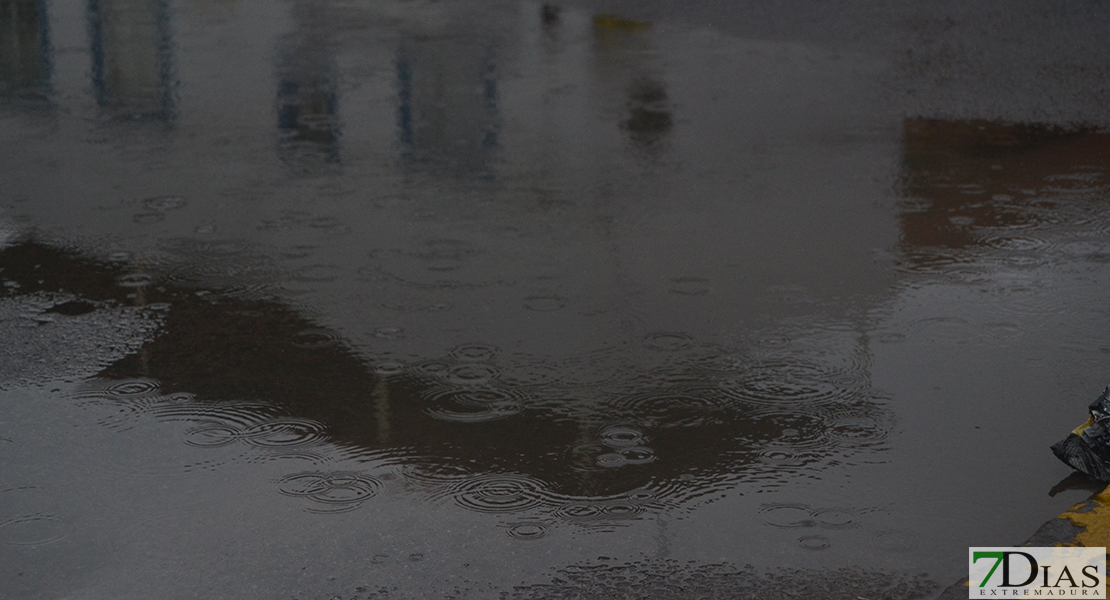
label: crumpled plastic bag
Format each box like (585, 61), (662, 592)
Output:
(1051, 386), (1110, 481)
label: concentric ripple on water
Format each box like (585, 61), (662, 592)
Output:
(277, 471), (383, 513)
(447, 474), (550, 514)
(373, 361), (407, 376)
(798, 534), (831, 550)
(0, 486), (66, 547)
(115, 272), (155, 288)
(756, 445), (814, 469)
(413, 360), (452, 377)
(0, 513), (66, 547)
(812, 507), (859, 529)
(69, 378), (168, 430)
(448, 343), (499, 362)
(183, 422), (245, 448)
(717, 357), (868, 414)
(643, 332), (696, 352)
(596, 446), (656, 468)
(73, 377), (161, 400)
(183, 416), (328, 449)
(552, 499), (647, 528)
(759, 503), (861, 530)
(400, 461), (475, 493)
(759, 503), (817, 528)
(239, 418), (329, 448)
(606, 386), (733, 422)
(421, 385), (527, 423)
(105, 379), (161, 397)
(822, 415), (889, 447)
(505, 520), (551, 540)
(290, 328), (340, 350)
(444, 363), (499, 386)
(598, 424), (648, 448)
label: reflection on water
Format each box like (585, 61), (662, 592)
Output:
(621, 75), (672, 151)
(892, 117), (1110, 523)
(88, 0), (175, 121)
(898, 118), (1110, 266)
(397, 34), (500, 178)
(4, 0), (1110, 597)
(0, 0), (50, 104)
(275, 0), (340, 174)
(507, 559), (937, 600)
(0, 240), (891, 523)
(590, 10), (672, 159)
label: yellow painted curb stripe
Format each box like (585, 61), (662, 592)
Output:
(1060, 487), (1110, 547)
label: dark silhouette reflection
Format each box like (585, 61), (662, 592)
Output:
(1, 240), (891, 521)
(590, 14), (672, 157)
(275, 1), (340, 175)
(898, 118), (1110, 264)
(88, 0), (174, 121)
(396, 36), (499, 178)
(541, 3), (560, 26)
(621, 75), (672, 150)
(0, 0), (51, 104)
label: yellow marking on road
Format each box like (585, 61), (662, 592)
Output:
(1060, 488), (1110, 547)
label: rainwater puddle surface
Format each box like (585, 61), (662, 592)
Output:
(3, 0), (1110, 598)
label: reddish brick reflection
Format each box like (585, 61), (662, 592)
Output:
(899, 118), (1110, 251)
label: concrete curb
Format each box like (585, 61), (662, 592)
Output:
(933, 488), (1110, 599)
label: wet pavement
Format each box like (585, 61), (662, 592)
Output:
(2, 1), (1110, 598)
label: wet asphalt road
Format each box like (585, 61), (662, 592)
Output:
(2, 0), (1110, 598)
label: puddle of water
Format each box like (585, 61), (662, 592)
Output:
(3, 0), (1110, 598)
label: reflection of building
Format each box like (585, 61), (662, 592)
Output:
(0, 0), (50, 101)
(899, 118), (1110, 251)
(275, 2), (340, 175)
(396, 37), (499, 178)
(88, 0), (174, 120)
(2, 240), (889, 505)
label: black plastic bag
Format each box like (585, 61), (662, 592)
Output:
(1051, 386), (1110, 481)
